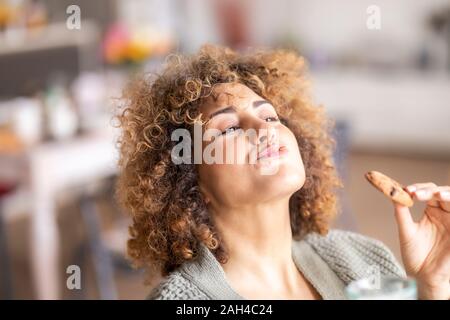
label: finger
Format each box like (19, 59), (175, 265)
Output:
(434, 187), (450, 201)
(410, 186), (450, 208)
(393, 202), (417, 241)
(405, 183), (436, 205)
(434, 187), (450, 213)
(409, 186), (440, 202)
(439, 201), (450, 214)
(405, 182), (437, 193)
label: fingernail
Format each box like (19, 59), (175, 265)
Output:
(406, 185), (416, 192)
(415, 190), (427, 197)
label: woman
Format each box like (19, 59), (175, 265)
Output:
(116, 44), (450, 300)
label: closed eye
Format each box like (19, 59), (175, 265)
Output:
(265, 116), (279, 122)
(221, 117), (278, 135)
(221, 125), (241, 135)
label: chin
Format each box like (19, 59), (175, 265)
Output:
(280, 166), (305, 190)
(258, 163), (306, 193)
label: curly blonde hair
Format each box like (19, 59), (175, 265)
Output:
(115, 44), (342, 280)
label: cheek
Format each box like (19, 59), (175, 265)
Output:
(283, 128), (303, 163)
(198, 136), (249, 185)
(198, 162), (251, 204)
(208, 136), (248, 164)
(281, 130), (306, 185)
(290, 140), (304, 165)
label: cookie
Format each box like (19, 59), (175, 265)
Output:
(365, 171), (414, 207)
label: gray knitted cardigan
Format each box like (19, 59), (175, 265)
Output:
(148, 230), (406, 300)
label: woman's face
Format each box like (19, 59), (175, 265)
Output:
(197, 83), (305, 208)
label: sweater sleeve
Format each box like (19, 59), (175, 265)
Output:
(304, 229), (406, 285)
(146, 272), (210, 300)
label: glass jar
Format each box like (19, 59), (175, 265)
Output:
(345, 276), (417, 300)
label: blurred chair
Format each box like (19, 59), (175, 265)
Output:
(72, 175), (133, 300)
(78, 191), (118, 300)
(0, 183), (16, 300)
(332, 120), (358, 231)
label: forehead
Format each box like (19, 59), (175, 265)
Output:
(200, 83), (260, 113)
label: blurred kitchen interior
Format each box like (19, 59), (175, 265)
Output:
(0, 0), (449, 299)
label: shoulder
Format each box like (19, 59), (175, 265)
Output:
(147, 271), (210, 300)
(302, 229), (406, 284)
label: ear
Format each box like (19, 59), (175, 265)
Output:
(198, 181), (211, 204)
(201, 188), (211, 204)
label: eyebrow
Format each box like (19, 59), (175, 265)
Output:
(207, 99), (270, 121)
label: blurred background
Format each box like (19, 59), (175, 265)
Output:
(0, 0), (449, 299)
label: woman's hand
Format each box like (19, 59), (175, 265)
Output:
(393, 183), (450, 300)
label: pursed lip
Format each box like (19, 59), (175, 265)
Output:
(257, 144), (288, 160)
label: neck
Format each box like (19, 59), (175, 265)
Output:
(210, 197), (294, 273)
